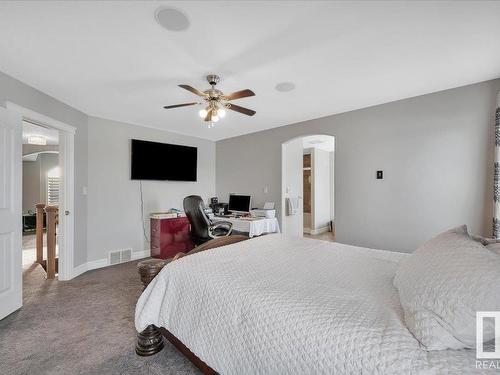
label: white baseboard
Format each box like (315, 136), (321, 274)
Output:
(71, 262), (90, 279)
(71, 249), (151, 279)
(132, 249), (150, 260)
(310, 226), (330, 235)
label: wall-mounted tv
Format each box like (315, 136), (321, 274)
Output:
(131, 139), (197, 181)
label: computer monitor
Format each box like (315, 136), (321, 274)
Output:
(228, 194), (251, 214)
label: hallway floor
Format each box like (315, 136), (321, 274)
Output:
(22, 233), (58, 268)
(304, 231), (335, 242)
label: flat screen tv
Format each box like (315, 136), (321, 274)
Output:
(131, 139), (197, 181)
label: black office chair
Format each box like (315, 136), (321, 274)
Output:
(183, 195), (233, 245)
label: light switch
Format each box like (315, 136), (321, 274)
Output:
(263, 186), (269, 194)
(82, 186), (88, 195)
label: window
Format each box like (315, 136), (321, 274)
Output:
(47, 176), (60, 205)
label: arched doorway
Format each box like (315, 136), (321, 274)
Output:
(282, 135), (335, 239)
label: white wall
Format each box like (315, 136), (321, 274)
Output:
(87, 117), (216, 263)
(22, 159), (40, 213)
(217, 79), (500, 252)
(312, 148), (331, 230)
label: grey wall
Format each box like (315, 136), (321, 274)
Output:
(2, 70), (217, 269)
(0, 71), (88, 267)
(87, 117), (216, 262)
(22, 159), (41, 213)
(217, 79), (500, 252)
(22, 153), (59, 212)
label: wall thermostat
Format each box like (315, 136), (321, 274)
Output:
(376, 171), (383, 179)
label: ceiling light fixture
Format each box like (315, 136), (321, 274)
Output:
(163, 74), (256, 129)
(27, 135), (47, 145)
(155, 7), (190, 32)
(198, 109), (208, 118)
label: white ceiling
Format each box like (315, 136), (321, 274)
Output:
(1, 1), (500, 141)
(22, 121), (59, 145)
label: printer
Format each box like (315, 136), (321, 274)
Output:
(250, 202), (276, 219)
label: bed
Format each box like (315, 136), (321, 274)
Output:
(135, 234), (481, 374)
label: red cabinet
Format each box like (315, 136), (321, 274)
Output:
(150, 217), (194, 259)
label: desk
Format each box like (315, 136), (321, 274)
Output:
(211, 216), (280, 238)
(150, 217), (194, 259)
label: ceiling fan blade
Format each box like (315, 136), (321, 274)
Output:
(224, 89), (255, 101)
(204, 108), (213, 122)
(227, 103), (256, 116)
(163, 102), (199, 109)
(178, 84), (209, 98)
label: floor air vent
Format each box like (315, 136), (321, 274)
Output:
(121, 249), (132, 262)
(109, 248), (133, 265)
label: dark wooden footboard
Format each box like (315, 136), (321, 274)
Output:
(160, 328), (218, 375)
(135, 235), (249, 373)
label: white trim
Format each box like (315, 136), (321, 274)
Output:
(311, 149), (316, 231)
(7, 101), (76, 280)
(5, 102), (76, 134)
(71, 259), (108, 279)
(71, 250), (151, 279)
(132, 249), (151, 260)
(58, 131), (75, 280)
(309, 226), (330, 235)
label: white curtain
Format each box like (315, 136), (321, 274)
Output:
(494, 92), (500, 238)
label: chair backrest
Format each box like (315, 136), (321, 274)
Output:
(183, 195), (211, 242)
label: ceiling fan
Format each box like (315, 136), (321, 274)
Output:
(163, 74), (256, 127)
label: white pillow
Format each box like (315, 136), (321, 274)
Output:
(394, 225), (500, 350)
(470, 234), (500, 255)
(486, 243), (500, 255)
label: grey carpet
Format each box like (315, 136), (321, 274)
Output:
(0, 260), (201, 375)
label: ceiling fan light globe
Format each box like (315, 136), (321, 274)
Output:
(218, 109), (226, 118)
(198, 109), (207, 118)
(212, 115), (219, 122)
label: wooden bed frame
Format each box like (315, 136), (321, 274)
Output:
(135, 235), (249, 374)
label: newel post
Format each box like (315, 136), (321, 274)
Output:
(35, 203), (46, 265)
(45, 205), (58, 279)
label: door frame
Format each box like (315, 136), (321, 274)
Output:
(281, 137), (304, 236)
(6, 102), (76, 281)
(281, 134), (336, 237)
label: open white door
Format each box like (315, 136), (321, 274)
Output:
(0, 106), (22, 320)
(281, 138), (303, 236)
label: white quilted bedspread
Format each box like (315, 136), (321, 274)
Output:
(135, 234), (484, 374)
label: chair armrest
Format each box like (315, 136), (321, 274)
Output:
(211, 221), (233, 230)
(208, 221), (233, 238)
